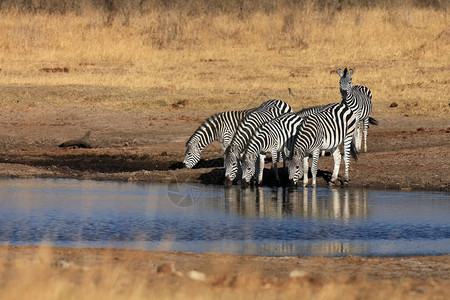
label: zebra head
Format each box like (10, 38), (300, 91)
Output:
(337, 67), (354, 94)
(241, 152), (257, 185)
(288, 155), (303, 185)
(183, 142), (201, 169)
(224, 145), (240, 182)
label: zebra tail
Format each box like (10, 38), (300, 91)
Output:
(350, 138), (358, 162)
(369, 117), (378, 126)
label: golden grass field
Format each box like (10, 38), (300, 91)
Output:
(0, 2), (449, 299)
(0, 3), (448, 115)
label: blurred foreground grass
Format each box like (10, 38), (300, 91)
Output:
(1, 246), (448, 300)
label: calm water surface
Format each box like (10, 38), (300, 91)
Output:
(0, 178), (449, 257)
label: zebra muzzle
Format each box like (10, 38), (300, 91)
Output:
(288, 179), (297, 188)
(225, 176), (233, 186)
(241, 180), (250, 188)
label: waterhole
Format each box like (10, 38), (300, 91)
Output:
(0, 178), (448, 257)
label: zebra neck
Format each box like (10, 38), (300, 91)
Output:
(192, 123), (220, 150)
(342, 90), (357, 108)
(294, 138), (308, 158)
(246, 137), (264, 158)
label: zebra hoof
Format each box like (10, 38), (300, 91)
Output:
(241, 181), (250, 188)
(329, 180), (336, 186)
(288, 179), (296, 187)
(342, 180), (350, 186)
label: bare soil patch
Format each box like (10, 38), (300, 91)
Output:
(0, 103), (448, 191)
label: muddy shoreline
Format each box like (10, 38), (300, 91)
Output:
(0, 109), (448, 191)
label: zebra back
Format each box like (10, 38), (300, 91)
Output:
(226, 99), (293, 156)
(186, 109), (253, 149)
(243, 112), (303, 159)
(291, 102), (355, 158)
(295, 103), (337, 119)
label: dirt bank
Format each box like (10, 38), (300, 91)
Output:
(0, 105), (448, 191)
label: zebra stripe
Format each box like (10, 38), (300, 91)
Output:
(337, 67), (376, 152)
(295, 103), (337, 118)
(224, 99), (293, 183)
(241, 112), (303, 185)
(288, 102), (357, 187)
(184, 109), (254, 169)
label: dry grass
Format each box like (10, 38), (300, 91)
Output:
(1, 245), (448, 300)
(0, 5), (448, 116)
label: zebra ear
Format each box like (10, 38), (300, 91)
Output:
(337, 68), (343, 77)
(348, 68), (354, 77)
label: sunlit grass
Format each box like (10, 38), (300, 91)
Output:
(0, 6), (448, 116)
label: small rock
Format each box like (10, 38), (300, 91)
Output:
(416, 127), (425, 132)
(157, 263), (174, 275)
(188, 270), (207, 282)
(172, 100), (189, 109)
(390, 102), (398, 108)
(53, 260), (71, 268)
(289, 269), (309, 278)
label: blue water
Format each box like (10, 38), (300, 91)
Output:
(0, 178), (449, 257)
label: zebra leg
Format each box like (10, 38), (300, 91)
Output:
(355, 121), (362, 152)
(330, 148), (341, 185)
(257, 154), (265, 185)
(363, 118), (369, 153)
(302, 156), (309, 187)
(311, 150), (321, 188)
(343, 137), (353, 184)
(272, 151), (280, 185)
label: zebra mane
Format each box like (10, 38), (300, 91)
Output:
(343, 67), (348, 77)
(185, 113), (220, 147)
(186, 108), (257, 147)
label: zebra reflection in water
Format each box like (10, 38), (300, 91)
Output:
(223, 187), (370, 256)
(224, 187), (368, 220)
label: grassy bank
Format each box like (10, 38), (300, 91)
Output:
(0, 3), (448, 116)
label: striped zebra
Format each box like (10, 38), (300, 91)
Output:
(337, 68), (378, 152)
(224, 99), (293, 184)
(287, 102), (358, 187)
(241, 112), (304, 186)
(296, 103), (337, 157)
(184, 109), (254, 169)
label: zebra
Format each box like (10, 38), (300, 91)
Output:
(184, 109), (254, 169)
(224, 99), (293, 184)
(241, 112), (304, 186)
(295, 103), (337, 157)
(337, 67), (378, 152)
(287, 102), (358, 187)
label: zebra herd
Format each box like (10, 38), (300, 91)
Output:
(184, 68), (377, 187)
